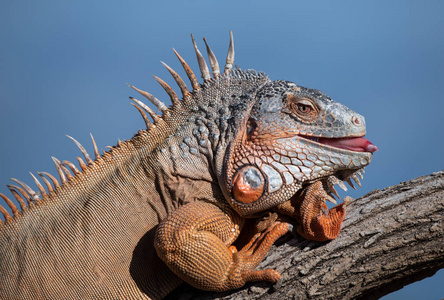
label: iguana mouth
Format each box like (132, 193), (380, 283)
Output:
(302, 136), (378, 153)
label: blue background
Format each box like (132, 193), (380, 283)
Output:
(0, 1), (442, 298)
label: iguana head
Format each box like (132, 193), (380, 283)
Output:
(223, 80), (377, 216)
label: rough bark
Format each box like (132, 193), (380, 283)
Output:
(167, 170), (444, 300)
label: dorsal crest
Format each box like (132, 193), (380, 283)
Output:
(0, 31), (264, 226)
(127, 30), (236, 130)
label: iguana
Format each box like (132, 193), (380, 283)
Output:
(0, 32), (377, 299)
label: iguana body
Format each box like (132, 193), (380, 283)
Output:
(0, 32), (377, 299)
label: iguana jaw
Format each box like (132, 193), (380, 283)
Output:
(250, 131), (378, 154)
(302, 135), (378, 153)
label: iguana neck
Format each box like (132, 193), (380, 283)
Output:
(134, 70), (271, 213)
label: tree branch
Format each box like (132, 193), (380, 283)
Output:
(167, 170), (444, 299)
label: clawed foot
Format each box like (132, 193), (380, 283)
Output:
(226, 222), (290, 287)
(297, 181), (350, 241)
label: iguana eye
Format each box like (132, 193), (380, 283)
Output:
(296, 103), (312, 114)
(288, 97), (319, 121)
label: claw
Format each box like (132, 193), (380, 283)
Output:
(329, 190), (341, 203)
(326, 195), (337, 205)
(326, 176), (340, 199)
(329, 185), (340, 200)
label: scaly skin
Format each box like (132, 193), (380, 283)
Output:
(155, 78), (377, 292)
(275, 181), (349, 241)
(0, 33), (376, 298)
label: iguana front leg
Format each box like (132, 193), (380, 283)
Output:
(154, 201), (289, 292)
(275, 180), (349, 241)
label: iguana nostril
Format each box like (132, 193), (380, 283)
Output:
(352, 116), (361, 126)
(232, 166), (265, 204)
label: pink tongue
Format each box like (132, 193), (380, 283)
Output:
(318, 137), (378, 153)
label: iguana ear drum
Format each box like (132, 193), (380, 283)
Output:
(232, 165), (265, 204)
